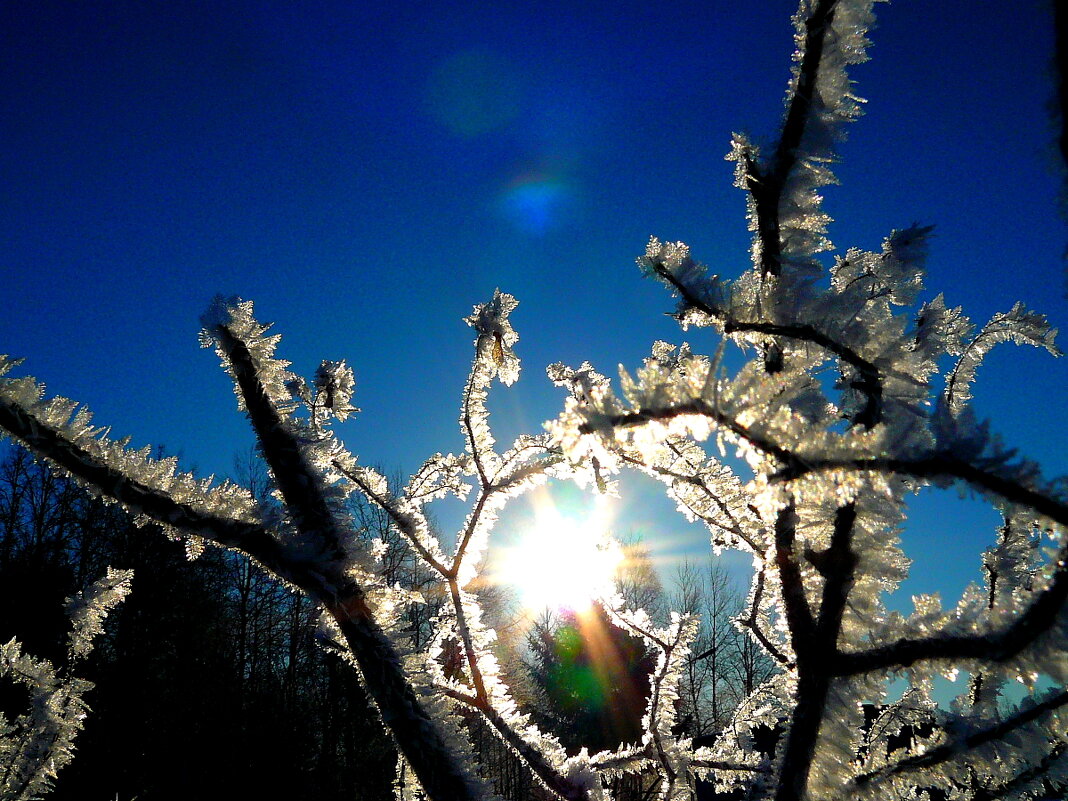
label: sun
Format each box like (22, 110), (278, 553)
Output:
(499, 502), (623, 612)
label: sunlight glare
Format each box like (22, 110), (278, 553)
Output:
(501, 501), (622, 612)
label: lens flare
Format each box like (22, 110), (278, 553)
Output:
(427, 49), (520, 138)
(499, 170), (571, 234)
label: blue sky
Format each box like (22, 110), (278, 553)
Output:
(1, 0), (1065, 608)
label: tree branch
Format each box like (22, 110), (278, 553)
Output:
(652, 263), (886, 428)
(774, 502), (857, 801)
(988, 742), (1067, 800)
(835, 550), (1068, 675)
(0, 394), (284, 569)
(585, 400), (1068, 531)
(854, 690), (1068, 787)
(333, 460), (450, 577)
(773, 453), (1068, 530)
(211, 324), (485, 801)
(214, 325), (349, 562)
(739, 568), (793, 668)
(774, 503), (814, 646)
(748, 0), (839, 278)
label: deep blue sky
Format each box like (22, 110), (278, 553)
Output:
(2, 0), (1065, 607)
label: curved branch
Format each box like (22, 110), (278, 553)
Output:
(446, 579), (489, 702)
(329, 614), (486, 801)
(774, 503), (814, 649)
(579, 399), (799, 468)
(645, 627), (686, 793)
(0, 383), (483, 801)
(451, 488), (491, 577)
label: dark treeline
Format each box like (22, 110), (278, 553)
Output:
(0, 442), (396, 801)
(0, 438), (777, 801)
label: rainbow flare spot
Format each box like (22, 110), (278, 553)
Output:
(499, 170), (572, 234)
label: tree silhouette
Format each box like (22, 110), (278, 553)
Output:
(526, 605), (655, 755)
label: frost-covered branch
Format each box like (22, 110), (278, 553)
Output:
(648, 260), (886, 429)
(771, 453), (1068, 530)
(207, 320), (351, 563)
(771, 503), (857, 801)
(744, 0), (844, 279)
(1, 567), (132, 801)
(853, 689), (1068, 787)
(578, 397), (1068, 530)
(987, 743), (1068, 800)
(332, 459), (451, 576)
(738, 567), (793, 668)
(442, 687), (590, 801)
(834, 546), (1068, 675)
(0, 383), (283, 564)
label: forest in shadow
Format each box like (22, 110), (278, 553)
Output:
(0, 443), (396, 800)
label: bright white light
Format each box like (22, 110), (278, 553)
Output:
(500, 503), (622, 612)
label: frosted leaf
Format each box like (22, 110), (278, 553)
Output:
(199, 293), (243, 332)
(314, 359), (359, 422)
(465, 289), (520, 386)
(286, 375), (311, 404)
(982, 514), (1042, 614)
(639, 238), (700, 282)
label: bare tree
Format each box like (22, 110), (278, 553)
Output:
(616, 534), (665, 621)
(726, 613), (776, 704)
(2, 2), (1067, 800)
(671, 559), (736, 739)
